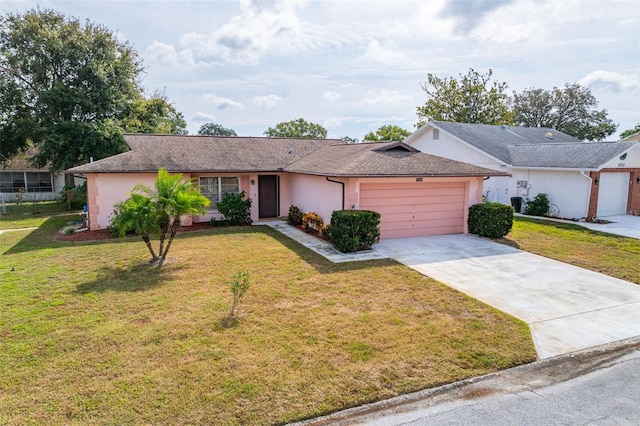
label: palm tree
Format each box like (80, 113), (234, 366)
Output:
(111, 193), (161, 263)
(112, 168), (210, 266)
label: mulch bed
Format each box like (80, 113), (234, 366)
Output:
(56, 221), (214, 242)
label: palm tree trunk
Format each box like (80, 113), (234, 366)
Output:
(156, 224), (179, 267)
(142, 235), (158, 263)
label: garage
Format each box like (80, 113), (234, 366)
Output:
(359, 181), (467, 239)
(597, 172), (630, 217)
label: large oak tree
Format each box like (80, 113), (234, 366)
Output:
(0, 9), (143, 176)
(264, 118), (327, 138)
(416, 68), (511, 127)
(511, 83), (617, 141)
(363, 125), (411, 142)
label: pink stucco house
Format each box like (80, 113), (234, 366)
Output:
(67, 134), (507, 239)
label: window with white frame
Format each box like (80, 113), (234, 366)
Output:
(199, 176), (240, 207)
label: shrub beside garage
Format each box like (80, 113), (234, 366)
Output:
(330, 210), (381, 253)
(468, 202), (514, 238)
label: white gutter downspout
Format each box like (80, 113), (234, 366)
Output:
(580, 171), (592, 219)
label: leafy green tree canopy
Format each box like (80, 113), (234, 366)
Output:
(264, 118), (327, 138)
(341, 136), (359, 143)
(619, 123), (640, 140)
(363, 125), (411, 142)
(122, 93), (187, 135)
(511, 83), (617, 141)
(197, 122), (237, 136)
(0, 8), (142, 170)
(416, 68), (511, 127)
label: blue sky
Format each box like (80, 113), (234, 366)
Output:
(3, 0), (639, 139)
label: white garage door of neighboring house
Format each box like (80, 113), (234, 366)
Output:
(359, 182), (466, 239)
(597, 172), (630, 217)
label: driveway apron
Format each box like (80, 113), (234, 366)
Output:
(376, 234), (640, 359)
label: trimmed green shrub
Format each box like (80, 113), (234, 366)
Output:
(468, 202), (513, 238)
(214, 191), (252, 226)
(287, 205), (303, 225)
(524, 193), (550, 216)
(330, 210), (381, 253)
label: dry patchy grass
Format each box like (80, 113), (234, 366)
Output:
(0, 220), (535, 425)
(498, 217), (640, 284)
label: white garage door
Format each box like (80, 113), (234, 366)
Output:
(597, 172), (629, 217)
(359, 181), (466, 239)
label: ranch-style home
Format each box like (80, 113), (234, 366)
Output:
(67, 134), (507, 239)
(405, 121), (640, 220)
(1, 149), (65, 202)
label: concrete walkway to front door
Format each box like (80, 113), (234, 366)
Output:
(375, 235), (640, 359)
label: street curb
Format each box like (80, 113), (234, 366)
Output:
(290, 336), (640, 425)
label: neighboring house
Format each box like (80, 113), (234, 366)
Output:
(0, 150), (63, 202)
(405, 121), (640, 220)
(67, 134), (507, 239)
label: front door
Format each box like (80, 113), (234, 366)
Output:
(258, 175), (279, 218)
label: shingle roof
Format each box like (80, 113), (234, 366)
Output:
(508, 141), (638, 169)
(429, 121), (581, 163)
(67, 134), (507, 178)
(1, 148), (49, 171)
(286, 141), (506, 177)
(68, 134), (344, 173)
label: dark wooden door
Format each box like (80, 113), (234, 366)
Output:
(258, 175), (279, 218)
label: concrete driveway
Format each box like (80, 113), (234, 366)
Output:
(376, 235), (640, 359)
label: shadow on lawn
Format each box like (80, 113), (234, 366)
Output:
(1, 215), (132, 255)
(3, 216), (395, 274)
(75, 262), (185, 294)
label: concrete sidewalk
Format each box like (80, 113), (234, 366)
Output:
(375, 234), (640, 359)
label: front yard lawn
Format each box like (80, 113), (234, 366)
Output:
(0, 213), (535, 425)
(498, 217), (640, 285)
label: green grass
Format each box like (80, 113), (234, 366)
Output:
(0, 211), (536, 425)
(497, 216), (640, 284)
(0, 201), (70, 229)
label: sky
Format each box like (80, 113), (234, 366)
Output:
(2, 0), (639, 140)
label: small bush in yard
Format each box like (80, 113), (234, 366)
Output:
(229, 271), (251, 317)
(524, 193), (550, 216)
(302, 211), (324, 232)
(287, 205), (304, 225)
(214, 191), (252, 226)
(330, 210), (380, 253)
(468, 202), (513, 238)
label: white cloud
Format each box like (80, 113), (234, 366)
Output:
(178, 0), (362, 64)
(361, 40), (410, 65)
(251, 94), (283, 108)
(324, 117), (344, 129)
(202, 93), (245, 110)
(579, 70), (640, 93)
(359, 90), (413, 107)
(144, 40), (196, 67)
(323, 91), (342, 101)
(191, 112), (218, 122)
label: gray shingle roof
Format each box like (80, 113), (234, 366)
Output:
(285, 141), (507, 177)
(68, 135), (344, 173)
(67, 135), (507, 178)
(508, 141), (638, 168)
(430, 121), (581, 163)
